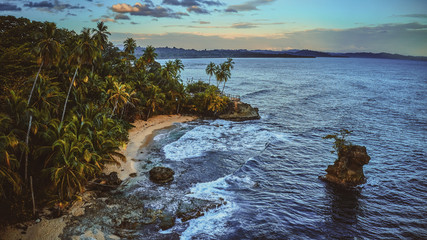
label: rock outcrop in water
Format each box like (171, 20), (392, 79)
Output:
(321, 145), (370, 186)
(219, 100), (260, 121)
(149, 167), (174, 184)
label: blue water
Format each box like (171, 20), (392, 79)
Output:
(138, 58), (427, 239)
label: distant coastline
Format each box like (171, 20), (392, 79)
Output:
(134, 47), (427, 62)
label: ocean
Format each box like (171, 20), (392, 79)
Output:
(67, 57), (427, 239)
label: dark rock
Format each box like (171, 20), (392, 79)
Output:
(107, 172), (122, 185)
(159, 213), (176, 230)
(129, 173), (137, 178)
(321, 145), (370, 186)
(87, 172), (122, 191)
(176, 198), (226, 222)
(219, 101), (260, 121)
(149, 167), (174, 184)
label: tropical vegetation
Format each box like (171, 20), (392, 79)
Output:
(0, 16), (234, 225)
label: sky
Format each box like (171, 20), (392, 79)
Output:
(1, 0), (427, 56)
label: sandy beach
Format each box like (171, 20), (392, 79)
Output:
(0, 115), (197, 240)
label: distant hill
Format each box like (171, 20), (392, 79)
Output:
(134, 47), (427, 61)
(135, 47), (314, 59)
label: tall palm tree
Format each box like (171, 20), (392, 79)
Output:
(28, 22), (61, 105)
(143, 45), (157, 64)
(92, 22), (110, 51)
(61, 28), (99, 125)
(219, 62), (232, 94)
(123, 37), (136, 56)
(205, 62), (216, 85)
(92, 22), (110, 73)
(25, 23), (61, 181)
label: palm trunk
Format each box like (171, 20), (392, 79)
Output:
(24, 115), (33, 182)
(222, 81), (226, 94)
(147, 109), (151, 120)
(110, 99), (118, 118)
(208, 76), (211, 85)
(30, 176), (36, 216)
(120, 104), (126, 119)
(61, 67), (78, 125)
(28, 61), (43, 105)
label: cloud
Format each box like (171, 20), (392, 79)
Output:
(92, 18), (116, 23)
(162, 0), (223, 7)
(115, 13), (131, 20)
(164, 21), (284, 29)
(395, 14), (427, 19)
(111, 2), (189, 18)
(24, 0), (84, 12)
(231, 22), (257, 28)
(187, 6), (209, 14)
(24, 1), (54, 8)
(110, 22), (427, 56)
(0, 3), (22, 11)
(226, 0), (275, 12)
(193, 21), (210, 24)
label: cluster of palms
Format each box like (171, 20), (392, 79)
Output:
(0, 16), (232, 223)
(205, 58), (235, 94)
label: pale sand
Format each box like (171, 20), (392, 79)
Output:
(103, 114), (198, 180)
(0, 114), (197, 240)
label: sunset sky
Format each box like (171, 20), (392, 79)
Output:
(1, 0), (427, 56)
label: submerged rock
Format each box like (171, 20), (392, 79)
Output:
(176, 197), (226, 222)
(149, 167), (174, 184)
(219, 101), (260, 121)
(321, 145), (371, 186)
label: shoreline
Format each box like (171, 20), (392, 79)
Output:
(0, 114), (198, 240)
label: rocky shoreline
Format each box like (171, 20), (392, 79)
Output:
(0, 105), (261, 239)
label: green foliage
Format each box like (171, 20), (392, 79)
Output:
(323, 129), (353, 154)
(0, 16), (237, 222)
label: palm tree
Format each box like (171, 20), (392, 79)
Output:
(92, 22), (110, 51)
(92, 22), (110, 73)
(143, 45), (157, 64)
(205, 62), (216, 85)
(219, 62), (232, 94)
(174, 59), (184, 75)
(146, 85), (165, 119)
(25, 23), (61, 181)
(61, 28), (99, 125)
(107, 81), (133, 118)
(124, 37), (136, 56)
(28, 22), (61, 105)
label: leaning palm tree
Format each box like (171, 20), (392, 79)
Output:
(205, 62), (216, 85)
(219, 62), (232, 94)
(107, 81), (132, 118)
(24, 23), (61, 181)
(61, 28), (99, 125)
(28, 22), (61, 105)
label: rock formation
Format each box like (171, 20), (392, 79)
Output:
(219, 100), (260, 121)
(149, 167), (174, 184)
(321, 145), (370, 186)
